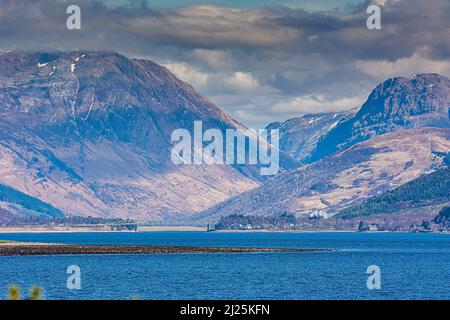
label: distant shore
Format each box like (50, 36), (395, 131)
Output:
(0, 226), (359, 234)
(210, 229), (356, 233)
(0, 226), (206, 233)
(138, 226), (206, 232)
(2, 226), (446, 234)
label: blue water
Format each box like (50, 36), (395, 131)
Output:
(0, 232), (449, 300)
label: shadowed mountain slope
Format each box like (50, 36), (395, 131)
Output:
(0, 51), (291, 221)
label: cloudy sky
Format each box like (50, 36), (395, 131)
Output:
(0, 0), (449, 127)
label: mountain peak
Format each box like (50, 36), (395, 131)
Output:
(0, 50), (260, 221)
(266, 111), (353, 162)
(0, 50), (239, 131)
(413, 72), (449, 81)
(308, 73), (450, 162)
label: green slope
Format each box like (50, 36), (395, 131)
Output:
(337, 168), (450, 219)
(0, 184), (64, 218)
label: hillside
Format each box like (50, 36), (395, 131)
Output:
(337, 166), (450, 219)
(197, 128), (450, 222)
(198, 73), (450, 223)
(0, 184), (64, 218)
(0, 51), (279, 221)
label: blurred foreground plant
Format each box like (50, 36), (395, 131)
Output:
(8, 285), (20, 300)
(29, 287), (43, 300)
(7, 285), (43, 300)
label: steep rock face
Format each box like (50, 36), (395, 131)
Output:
(198, 128), (450, 222)
(308, 74), (450, 162)
(0, 51), (265, 221)
(0, 51), (243, 160)
(266, 111), (353, 162)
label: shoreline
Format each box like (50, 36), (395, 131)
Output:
(209, 229), (357, 233)
(0, 226), (206, 233)
(0, 226), (447, 234)
(0, 227), (364, 234)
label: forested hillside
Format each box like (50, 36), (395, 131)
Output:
(337, 167), (450, 219)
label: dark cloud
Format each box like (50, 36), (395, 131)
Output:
(0, 0), (449, 127)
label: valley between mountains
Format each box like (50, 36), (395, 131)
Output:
(0, 50), (449, 230)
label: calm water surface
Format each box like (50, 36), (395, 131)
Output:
(0, 232), (449, 300)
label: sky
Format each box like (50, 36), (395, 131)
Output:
(0, 0), (449, 127)
(103, 0), (364, 10)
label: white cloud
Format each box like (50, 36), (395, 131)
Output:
(235, 109), (279, 125)
(163, 62), (209, 88)
(355, 50), (450, 79)
(164, 61), (273, 95)
(224, 71), (260, 91)
(163, 60), (365, 126)
(192, 49), (231, 69)
(271, 95), (363, 115)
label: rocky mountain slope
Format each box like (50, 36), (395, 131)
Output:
(308, 74), (450, 162)
(2, 52), (449, 224)
(266, 111), (353, 162)
(197, 127), (450, 222)
(0, 51), (280, 221)
(198, 73), (450, 222)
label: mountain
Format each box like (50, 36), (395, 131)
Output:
(308, 74), (450, 162)
(336, 166), (450, 220)
(0, 183), (64, 218)
(197, 127), (450, 222)
(266, 111), (353, 162)
(0, 50), (280, 221)
(198, 73), (450, 224)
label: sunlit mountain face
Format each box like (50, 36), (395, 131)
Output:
(0, 0), (449, 228)
(0, 51), (268, 221)
(198, 74), (450, 223)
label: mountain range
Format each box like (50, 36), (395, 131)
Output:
(0, 51), (449, 226)
(0, 51), (274, 221)
(266, 111), (352, 163)
(197, 128), (450, 221)
(198, 74), (450, 222)
(308, 74), (450, 163)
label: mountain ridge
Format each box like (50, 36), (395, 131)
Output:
(308, 73), (450, 162)
(266, 111), (354, 162)
(0, 50), (278, 221)
(197, 127), (450, 222)
(197, 73), (450, 222)
(1, 51), (449, 223)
